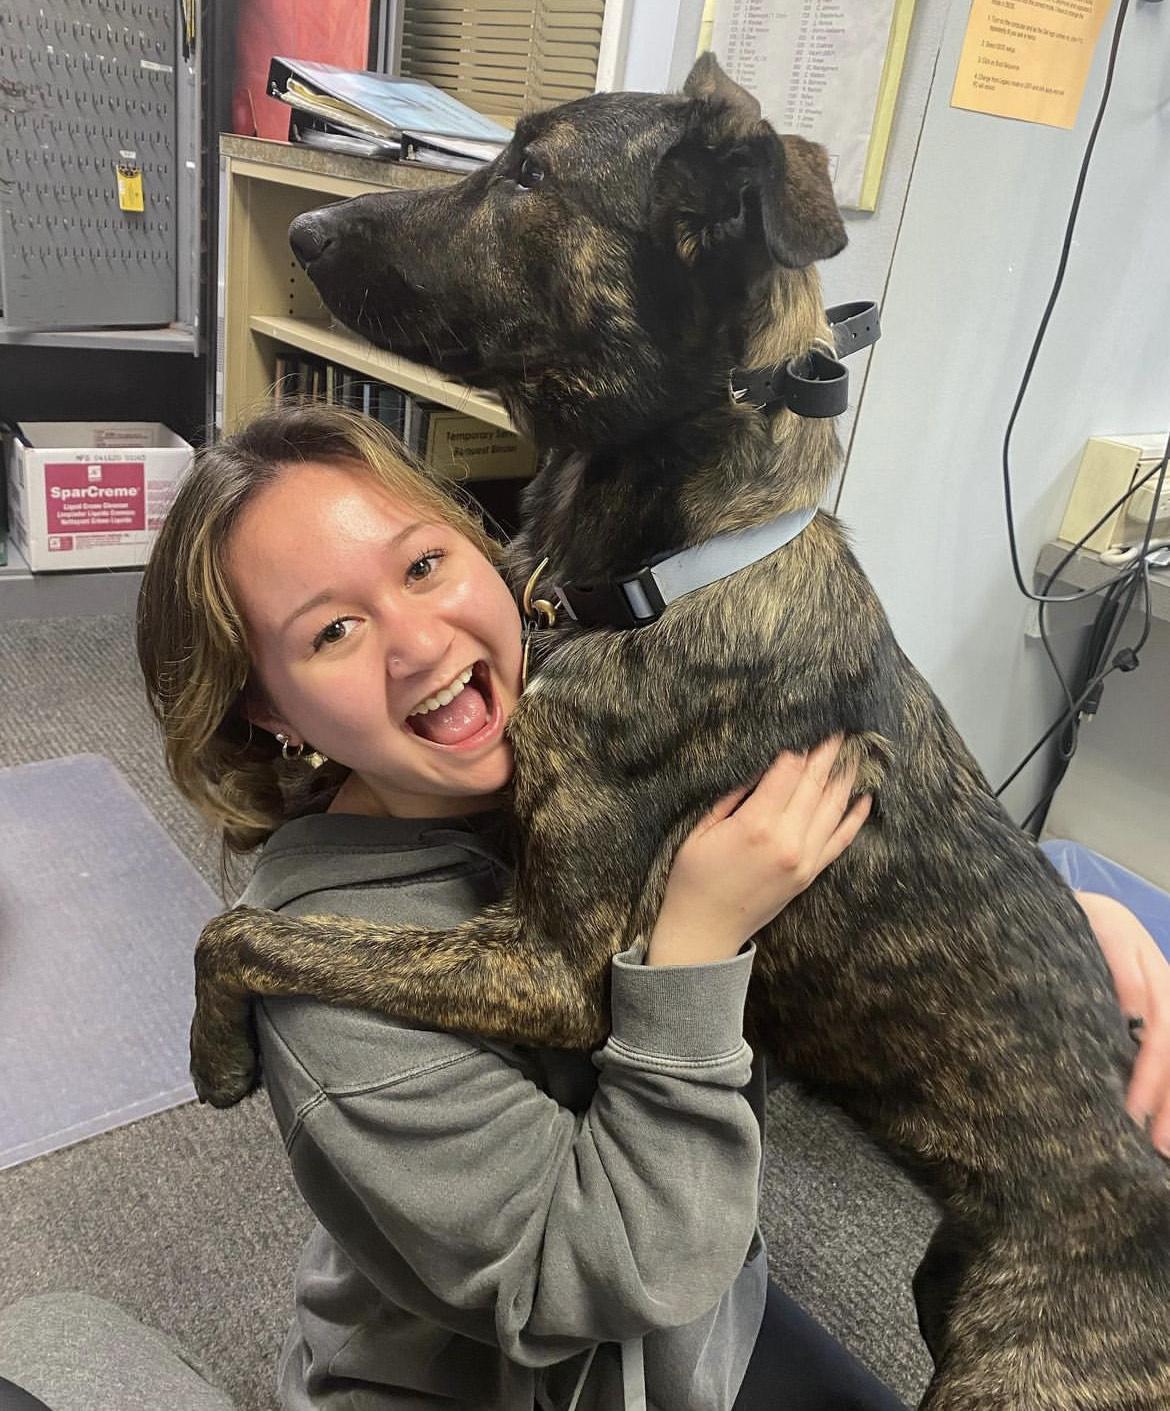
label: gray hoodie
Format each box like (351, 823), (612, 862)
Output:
(242, 808), (769, 1411)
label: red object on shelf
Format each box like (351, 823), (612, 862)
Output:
(232, 0), (372, 141)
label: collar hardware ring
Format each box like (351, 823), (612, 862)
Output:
(522, 557), (558, 629)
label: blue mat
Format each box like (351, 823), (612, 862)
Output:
(0, 755), (220, 1170)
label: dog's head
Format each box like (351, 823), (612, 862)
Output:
(290, 54), (846, 445)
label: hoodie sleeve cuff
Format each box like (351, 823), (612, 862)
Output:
(605, 943), (756, 1064)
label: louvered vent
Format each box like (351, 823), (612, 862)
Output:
(399, 0), (605, 120)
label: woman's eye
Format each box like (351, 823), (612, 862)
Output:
(517, 156), (545, 191)
(312, 617), (358, 652)
(310, 551), (445, 651)
(407, 548), (445, 581)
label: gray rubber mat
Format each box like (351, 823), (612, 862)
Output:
(0, 755), (220, 1170)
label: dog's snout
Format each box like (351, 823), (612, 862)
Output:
(289, 213), (334, 269)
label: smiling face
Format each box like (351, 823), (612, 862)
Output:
(226, 460), (523, 818)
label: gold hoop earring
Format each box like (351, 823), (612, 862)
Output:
(275, 731), (304, 761)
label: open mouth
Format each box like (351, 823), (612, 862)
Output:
(405, 661), (499, 748)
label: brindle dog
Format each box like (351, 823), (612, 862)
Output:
(190, 56), (1170, 1410)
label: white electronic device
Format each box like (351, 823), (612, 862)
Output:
(1059, 433), (1169, 555)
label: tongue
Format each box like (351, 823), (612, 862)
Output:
(409, 683), (488, 745)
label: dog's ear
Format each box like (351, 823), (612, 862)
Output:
(748, 130), (847, 269)
(682, 51), (761, 122)
(673, 54), (846, 270)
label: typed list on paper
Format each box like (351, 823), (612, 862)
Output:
(710, 0), (905, 210)
(951, 0), (1114, 128)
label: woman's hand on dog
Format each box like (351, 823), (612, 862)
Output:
(647, 736), (871, 968)
(1076, 890), (1170, 1156)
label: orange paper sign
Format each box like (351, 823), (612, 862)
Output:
(951, 0), (1113, 128)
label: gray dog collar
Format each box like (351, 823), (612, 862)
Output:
(553, 504), (817, 629)
(528, 300), (877, 632)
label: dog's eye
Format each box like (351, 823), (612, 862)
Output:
(517, 155), (546, 191)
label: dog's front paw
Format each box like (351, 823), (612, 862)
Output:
(189, 1008), (260, 1107)
(189, 909), (262, 1108)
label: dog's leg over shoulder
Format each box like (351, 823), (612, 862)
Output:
(190, 901), (613, 1107)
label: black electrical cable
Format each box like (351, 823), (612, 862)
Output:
(1011, 458), (1166, 825)
(1000, 0), (1140, 608)
(1008, 0), (1169, 832)
(1022, 567), (1146, 829)
(995, 667), (1124, 799)
(987, 0), (1170, 827)
(997, 542), (1162, 806)
(1018, 565), (1152, 833)
(1032, 441), (1168, 714)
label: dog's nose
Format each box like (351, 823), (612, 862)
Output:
(289, 214), (334, 269)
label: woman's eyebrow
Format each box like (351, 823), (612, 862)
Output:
(279, 520), (427, 635)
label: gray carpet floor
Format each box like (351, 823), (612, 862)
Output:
(0, 612), (935, 1410)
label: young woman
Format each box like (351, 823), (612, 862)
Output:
(138, 403), (1170, 1411)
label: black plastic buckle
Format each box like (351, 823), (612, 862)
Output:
(731, 363), (788, 410)
(730, 299), (879, 419)
(730, 349), (849, 418)
(557, 563), (667, 629)
(782, 348), (849, 418)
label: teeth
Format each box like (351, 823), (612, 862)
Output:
(408, 666), (474, 718)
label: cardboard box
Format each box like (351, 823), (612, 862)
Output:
(7, 422), (194, 572)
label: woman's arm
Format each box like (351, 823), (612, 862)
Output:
(191, 741), (869, 1103)
(252, 742), (868, 1359)
(261, 945), (761, 1359)
(1076, 890), (1170, 1153)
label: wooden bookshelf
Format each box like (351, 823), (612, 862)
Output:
(220, 136), (519, 440)
(248, 315), (514, 432)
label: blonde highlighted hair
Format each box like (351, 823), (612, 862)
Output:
(136, 402), (505, 896)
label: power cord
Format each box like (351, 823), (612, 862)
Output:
(990, 0), (1169, 829)
(1017, 559), (1154, 832)
(1029, 437), (1168, 795)
(1009, 438), (1168, 827)
(994, 557), (1154, 807)
(999, 0), (1143, 608)
(1004, 472), (1165, 829)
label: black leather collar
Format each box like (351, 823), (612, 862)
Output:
(729, 300), (881, 419)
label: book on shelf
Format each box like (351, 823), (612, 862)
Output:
(269, 349), (534, 479)
(287, 118), (401, 162)
(410, 401), (537, 481)
(273, 352), (404, 436)
(398, 132), (497, 175)
(268, 58), (511, 170)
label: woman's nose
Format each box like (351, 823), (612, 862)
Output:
(383, 610), (454, 679)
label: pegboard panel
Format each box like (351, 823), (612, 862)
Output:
(0, 0), (178, 328)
